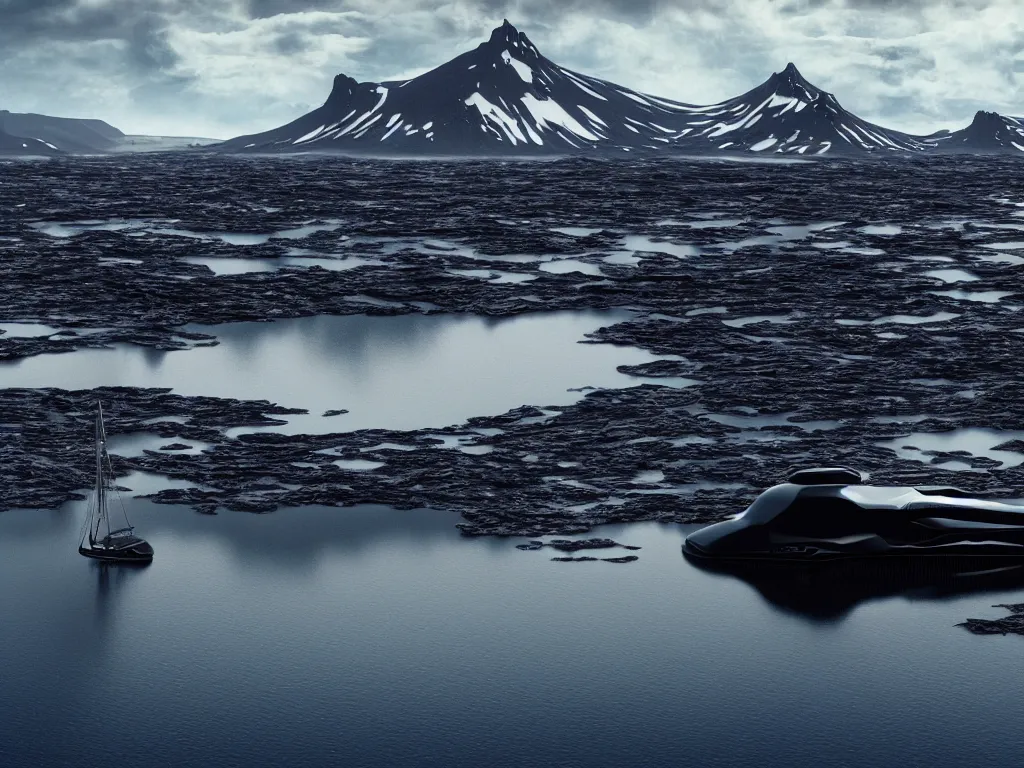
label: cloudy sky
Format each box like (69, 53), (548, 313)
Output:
(0, 0), (1020, 139)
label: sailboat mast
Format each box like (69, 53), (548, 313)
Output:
(95, 403), (106, 542)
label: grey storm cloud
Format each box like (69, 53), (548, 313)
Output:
(0, 0), (1021, 137)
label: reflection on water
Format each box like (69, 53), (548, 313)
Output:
(0, 322), (59, 337)
(686, 555), (1024, 620)
(0, 311), (670, 434)
(183, 255), (381, 275)
(1, 504), (1023, 768)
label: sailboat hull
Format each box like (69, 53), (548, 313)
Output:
(78, 544), (154, 563)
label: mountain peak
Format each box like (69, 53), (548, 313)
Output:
(773, 62), (813, 88)
(487, 19), (538, 56)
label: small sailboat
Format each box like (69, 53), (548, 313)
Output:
(79, 403), (154, 563)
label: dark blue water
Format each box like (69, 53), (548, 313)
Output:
(2, 500), (1023, 768)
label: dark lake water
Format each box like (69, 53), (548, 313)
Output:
(2, 499), (1023, 768)
(0, 311), (693, 434)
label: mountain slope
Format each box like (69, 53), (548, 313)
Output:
(0, 110), (123, 153)
(936, 111), (1024, 153)
(220, 20), (711, 154)
(666, 64), (939, 155)
(0, 127), (61, 156)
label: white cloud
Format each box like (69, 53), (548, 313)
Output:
(0, 0), (1022, 137)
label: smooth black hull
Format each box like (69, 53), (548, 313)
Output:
(683, 469), (1024, 562)
(78, 545), (153, 564)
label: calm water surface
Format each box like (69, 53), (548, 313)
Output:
(1, 500), (1023, 768)
(0, 311), (689, 433)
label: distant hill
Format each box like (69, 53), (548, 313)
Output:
(0, 126), (62, 156)
(932, 111), (1024, 153)
(0, 110), (124, 153)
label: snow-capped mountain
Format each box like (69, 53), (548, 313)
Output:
(219, 20), (710, 155)
(936, 111), (1024, 153)
(668, 63), (939, 155)
(219, 20), (1022, 157)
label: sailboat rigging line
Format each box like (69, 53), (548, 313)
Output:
(77, 491), (97, 548)
(103, 445), (134, 531)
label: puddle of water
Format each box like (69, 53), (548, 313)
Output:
(334, 459), (386, 471)
(904, 255), (955, 263)
(153, 223), (341, 246)
(701, 412), (841, 432)
(975, 253), (1024, 266)
(871, 312), (960, 325)
(631, 470), (666, 484)
(490, 272), (537, 284)
(629, 481), (749, 496)
(551, 227), (603, 237)
(99, 258), (144, 266)
(929, 290), (1015, 304)
(925, 269), (979, 283)
(539, 260), (603, 277)
(423, 434), (495, 454)
(667, 436), (717, 447)
(722, 315), (796, 329)
(360, 443), (418, 453)
(859, 224), (902, 236)
(766, 222), (846, 238)
(0, 312), (676, 435)
(601, 253), (641, 268)
(840, 247), (886, 256)
(976, 223), (1024, 231)
(715, 235), (786, 251)
(683, 219), (746, 229)
(140, 415), (190, 426)
(980, 241), (1024, 251)
(687, 307), (728, 317)
(32, 219), (344, 245)
(878, 428), (1024, 470)
(114, 470), (207, 496)
(107, 433), (213, 457)
(868, 415), (939, 424)
(621, 235), (698, 259)
(28, 220), (151, 238)
(0, 322), (59, 338)
(183, 256), (379, 275)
